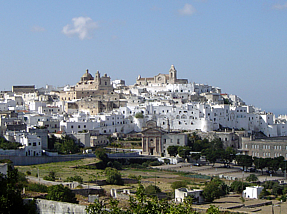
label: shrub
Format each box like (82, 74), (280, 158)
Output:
(230, 181), (250, 194)
(145, 185), (161, 196)
(46, 184), (77, 203)
(259, 188), (270, 199)
(26, 171), (31, 176)
(171, 181), (188, 190)
(271, 183), (283, 196)
(130, 163), (145, 169)
(65, 175), (83, 184)
(105, 167), (123, 185)
(95, 161), (106, 170)
(246, 174), (258, 182)
(149, 161), (163, 166)
(112, 161), (122, 170)
(263, 180), (278, 189)
(134, 112), (144, 119)
(279, 195), (286, 202)
(107, 160), (123, 170)
(43, 171), (56, 181)
(26, 183), (48, 193)
(203, 178), (229, 202)
(164, 159), (170, 164)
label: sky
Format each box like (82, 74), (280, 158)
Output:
(0, 0), (287, 115)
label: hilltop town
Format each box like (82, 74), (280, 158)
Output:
(2, 65), (287, 213)
(0, 65), (286, 159)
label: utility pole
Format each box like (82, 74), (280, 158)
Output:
(285, 160), (286, 180)
(38, 168), (40, 183)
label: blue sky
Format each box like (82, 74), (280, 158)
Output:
(1, 1), (287, 115)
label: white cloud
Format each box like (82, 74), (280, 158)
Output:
(272, 2), (287, 10)
(31, 26), (46, 32)
(62, 17), (99, 40)
(178, 3), (196, 16)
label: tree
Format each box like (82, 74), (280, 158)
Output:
(202, 178), (228, 202)
(65, 175), (83, 184)
(203, 148), (218, 166)
(0, 137), (21, 150)
(178, 146), (191, 160)
(95, 148), (109, 163)
(0, 165), (26, 213)
(145, 185), (161, 196)
(43, 171), (56, 181)
(46, 184), (77, 203)
(134, 112), (144, 118)
(267, 157), (283, 174)
(171, 180), (188, 190)
(105, 167), (123, 185)
(246, 174), (258, 182)
(253, 157), (267, 175)
(236, 155), (253, 171)
(167, 145), (179, 157)
(271, 183), (283, 196)
(220, 147), (236, 166)
(191, 153), (201, 162)
(230, 180), (249, 193)
(53, 135), (81, 154)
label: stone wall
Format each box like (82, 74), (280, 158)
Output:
(24, 199), (87, 214)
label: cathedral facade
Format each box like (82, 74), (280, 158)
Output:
(136, 65), (188, 86)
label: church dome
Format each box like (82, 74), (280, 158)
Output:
(81, 69), (94, 81)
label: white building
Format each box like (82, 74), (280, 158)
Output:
(17, 133), (42, 156)
(242, 186), (263, 199)
(175, 188), (204, 203)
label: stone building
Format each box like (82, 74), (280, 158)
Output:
(136, 65), (188, 86)
(59, 69), (113, 101)
(241, 136), (287, 159)
(12, 85), (35, 94)
(141, 120), (187, 157)
(76, 93), (127, 115)
(75, 69), (113, 92)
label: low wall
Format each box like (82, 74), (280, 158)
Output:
(0, 155), (86, 166)
(72, 188), (105, 197)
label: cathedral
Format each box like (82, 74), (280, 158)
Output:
(136, 65), (188, 86)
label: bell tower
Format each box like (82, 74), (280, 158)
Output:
(169, 65), (177, 84)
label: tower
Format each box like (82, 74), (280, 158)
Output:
(169, 65), (177, 84)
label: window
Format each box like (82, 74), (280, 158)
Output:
(33, 142), (36, 146)
(71, 125), (74, 129)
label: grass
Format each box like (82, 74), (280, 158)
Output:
(17, 157), (209, 195)
(16, 158), (105, 182)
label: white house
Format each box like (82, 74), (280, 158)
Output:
(242, 186), (264, 199)
(175, 188), (204, 203)
(18, 133), (42, 156)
